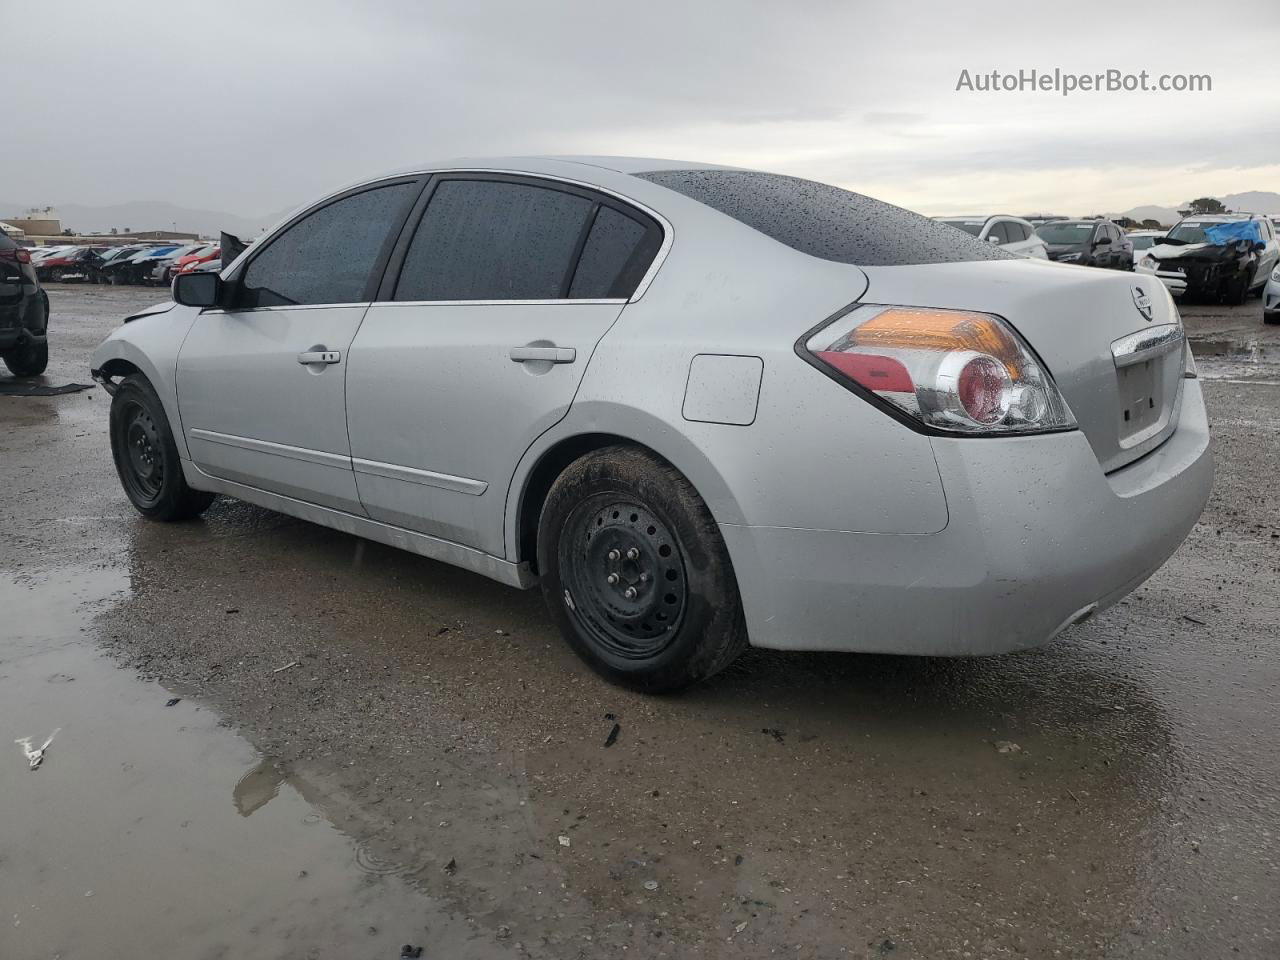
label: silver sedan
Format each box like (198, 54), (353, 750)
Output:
(91, 157), (1213, 691)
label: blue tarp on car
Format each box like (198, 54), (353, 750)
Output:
(1204, 220), (1262, 245)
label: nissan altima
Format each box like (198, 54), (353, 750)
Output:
(91, 157), (1213, 691)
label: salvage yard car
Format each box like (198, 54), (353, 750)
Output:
(90, 157), (1214, 691)
(1264, 266), (1280, 324)
(1035, 219), (1134, 269)
(0, 231), (50, 376)
(935, 215), (1048, 258)
(1138, 214), (1278, 304)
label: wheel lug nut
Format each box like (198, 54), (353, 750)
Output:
(639, 572), (649, 582)
(607, 549), (620, 561)
(626, 547), (640, 560)
(606, 573), (619, 585)
(623, 587), (637, 600)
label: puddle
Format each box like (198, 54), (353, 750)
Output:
(1189, 337), (1280, 383)
(0, 568), (483, 960)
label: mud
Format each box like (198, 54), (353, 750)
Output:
(1, 285), (1278, 959)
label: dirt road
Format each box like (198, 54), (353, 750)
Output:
(1, 285), (1277, 959)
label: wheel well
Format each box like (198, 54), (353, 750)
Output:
(517, 433), (664, 572)
(93, 358), (144, 394)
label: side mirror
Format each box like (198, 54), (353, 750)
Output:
(172, 271), (223, 308)
(986, 235), (1001, 244)
(1095, 235), (1112, 245)
(1253, 241), (1266, 252)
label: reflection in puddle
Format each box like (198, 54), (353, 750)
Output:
(0, 569), (480, 960)
(1190, 337), (1280, 382)
(232, 758), (282, 817)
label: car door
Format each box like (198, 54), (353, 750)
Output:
(1088, 225), (1108, 266)
(1255, 219), (1279, 288)
(176, 178), (420, 514)
(345, 174), (664, 556)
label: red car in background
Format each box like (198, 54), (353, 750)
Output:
(34, 246), (111, 282)
(169, 243), (220, 280)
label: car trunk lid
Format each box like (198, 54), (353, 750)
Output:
(858, 259), (1186, 473)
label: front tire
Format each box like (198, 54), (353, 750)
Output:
(109, 375), (215, 521)
(2, 338), (48, 377)
(537, 446), (747, 692)
(1265, 311), (1280, 326)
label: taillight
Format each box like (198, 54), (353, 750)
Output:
(15, 248), (31, 264)
(803, 304), (1075, 435)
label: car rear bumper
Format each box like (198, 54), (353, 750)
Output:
(722, 379), (1213, 655)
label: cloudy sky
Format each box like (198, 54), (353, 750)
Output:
(8, 1), (1280, 220)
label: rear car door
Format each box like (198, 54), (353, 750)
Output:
(176, 178), (420, 513)
(345, 174), (664, 556)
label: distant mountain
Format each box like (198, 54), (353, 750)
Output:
(1116, 191), (1280, 227)
(1117, 204), (1182, 226)
(1214, 191), (1280, 215)
(0, 200), (294, 238)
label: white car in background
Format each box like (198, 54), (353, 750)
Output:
(935, 216), (1048, 259)
(1264, 266), (1280, 324)
(1127, 230), (1166, 267)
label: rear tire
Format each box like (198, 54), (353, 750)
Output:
(109, 375), (215, 521)
(1264, 311), (1280, 326)
(2, 338), (48, 377)
(537, 446), (747, 692)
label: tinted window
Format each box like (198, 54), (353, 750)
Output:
(1008, 221), (1031, 242)
(568, 206), (658, 299)
(395, 179), (594, 301)
(636, 169), (1013, 266)
(939, 220), (985, 237)
(235, 182), (414, 308)
(991, 222), (1015, 244)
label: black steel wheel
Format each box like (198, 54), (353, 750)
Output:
(109, 375), (215, 521)
(560, 497), (689, 660)
(538, 445), (747, 692)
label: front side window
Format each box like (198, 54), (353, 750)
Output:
(395, 179), (594, 301)
(234, 182), (415, 308)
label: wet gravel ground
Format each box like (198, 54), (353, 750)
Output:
(1, 284), (1278, 959)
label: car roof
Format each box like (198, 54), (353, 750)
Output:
(1178, 213), (1262, 221)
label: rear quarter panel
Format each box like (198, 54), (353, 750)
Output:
(503, 189), (952, 559)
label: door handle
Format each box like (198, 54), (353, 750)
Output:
(509, 346), (576, 364)
(297, 350), (341, 365)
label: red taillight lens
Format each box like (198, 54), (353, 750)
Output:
(956, 355), (1010, 424)
(15, 248), (31, 264)
(804, 304), (1075, 435)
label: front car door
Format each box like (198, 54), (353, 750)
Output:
(1254, 219), (1279, 288)
(345, 173), (664, 557)
(176, 178), (420, 513)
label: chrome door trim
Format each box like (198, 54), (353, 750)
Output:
(352, 457), (488, 496)
(1111, 323), (1184, 368)
(188, 428), (351, 470)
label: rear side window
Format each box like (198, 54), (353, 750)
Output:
(235, 182), (414, 308)
(1008, 221), (1031, 242)
(636, 169), (1013, 266)
(991, 222), (1015, 244)
(395, 180), (594, 301)
(568, 206), (660, 299)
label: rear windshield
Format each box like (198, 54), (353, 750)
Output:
(635, 169), (1012, 267)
